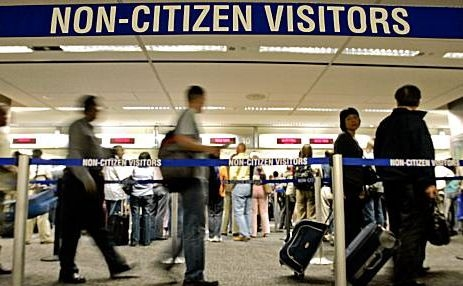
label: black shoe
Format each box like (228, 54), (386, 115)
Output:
(0, 267), (11, 275)
(58, 273), (86, 284)
(182, 280), (219, 286)
(417, 267), (430, 277)
(110, 263), (137, 278)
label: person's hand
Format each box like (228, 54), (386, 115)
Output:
(425, 185), (438, 199)
(207, 146), (221, 157)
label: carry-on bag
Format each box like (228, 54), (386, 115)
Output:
(279, 219), (328, 276)
(346, 223), (400, 286)
(107, 200), (129, 246)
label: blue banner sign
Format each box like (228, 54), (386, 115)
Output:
(0, 3), (462, 38)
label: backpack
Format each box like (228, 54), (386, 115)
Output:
(294, 165), (315, 191)
(158, 130), (194, 192)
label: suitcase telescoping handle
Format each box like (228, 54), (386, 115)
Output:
(353, 249), (383, 280)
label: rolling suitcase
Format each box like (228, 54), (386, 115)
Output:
(346, 223), (400, 286)
(279, 188), (330, 277)
(279, 219), (328, 276)
(107, 200), (129, 246)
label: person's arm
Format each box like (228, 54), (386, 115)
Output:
(175, 134), (220, 156)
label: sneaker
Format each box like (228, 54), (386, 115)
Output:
(162, 257), (185, 264)
(233, 235), (249, 242)
(210, 236), (222, 242)
(58, 272), (86, 283)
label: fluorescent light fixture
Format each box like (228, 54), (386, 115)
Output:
(364, 108), (392, 113)
(175, 106), (187, 110)
(296, 107), (341, 112)
(146, 45), (227, 52)
(10, 107), (51, 112)
(60, 45), (141, 52)
(343, 48), (420, 57)
(55, 107), (84, 111)
(203, 106), (226, 110)
(123, 106), (170, 110)
(443, 52), (463, 59)
(245, 107), (292, 111)
(259, 46), (338, 54)
(0, 46), (33, 53)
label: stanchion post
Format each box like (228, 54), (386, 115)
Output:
(332, 154), (347, 286)
(310, 175), (332, 265)
(171, 192), (179, 258)
(13, 154), (30, 286)
(273, 190), (280, 232)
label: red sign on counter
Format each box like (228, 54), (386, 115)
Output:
(210, 138), (236, 144)
(110, 138), (135, 144)
(13, 138), (36, 144)
(277, 138), (301, 144)
(310, 138), (334, 144)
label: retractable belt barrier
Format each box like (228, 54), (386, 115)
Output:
(2, 157), (460, 186)
(3, 155), (463, 286)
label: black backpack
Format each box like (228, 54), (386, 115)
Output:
(294, 166), (315, 191)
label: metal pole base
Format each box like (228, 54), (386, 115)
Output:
(40, 255), (59, 262)
(310, 257), (333, 265)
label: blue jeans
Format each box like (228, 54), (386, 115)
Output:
(130, 194), (154, 246)
(363, 191), (385, 227)
(181, 178), (206, 281)
(208, 198), (224, 238)
(106, 200), (123, 217)
(232, 184), (252, 237)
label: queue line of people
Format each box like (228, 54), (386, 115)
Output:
(0, 84), (460, 286)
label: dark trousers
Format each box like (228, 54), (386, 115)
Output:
(383, 182), (429, 285)
(208, 198), (224, 238)
(344, 191), (365, 246)
(59, 170), (126, 276)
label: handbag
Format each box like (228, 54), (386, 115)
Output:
(121, 176), (136, 195)
(427, 201), (450, 246)
(263, 184), (273, 194)
(363, 166), (379, 186)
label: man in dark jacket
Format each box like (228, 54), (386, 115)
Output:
(374, 85), (437, 286)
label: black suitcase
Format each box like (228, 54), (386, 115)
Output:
(107, 200), (129, 246)
(108, 212), (129, 246)
(279, 219), (328, 275)
(346, 223), (400, 286)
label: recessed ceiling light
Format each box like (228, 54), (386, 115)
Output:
(443, 52), (463, 59)
(259, 46), (338, 54)
(145, 45), (227, 52)
(363, 109), (393, 113)
(10, 107), (51, 112)
(244, 107), (292, 111)
(203, 106), (226, 110)
(60, 45), (141, 52)
(55, 107), (84, 111)
(123, 106), (171, 110)
(343, 48), (420, 57)
(296, 107), (341, 112)
(0, 46), (33, 53)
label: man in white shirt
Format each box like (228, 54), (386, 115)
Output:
(103, 145), (129, 217)
(26, 149), (54, 244)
